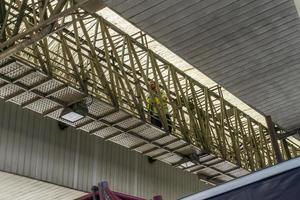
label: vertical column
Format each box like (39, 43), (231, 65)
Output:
(282, 139), (292, 159)
(265, 116), (283, 163)
(0, 0), (7, 43)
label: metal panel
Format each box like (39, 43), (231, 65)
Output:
(180, 157), (300, 200)
(0, 171), (86, 200)
(9, 91), (38, 105)
(1, 1), (291, 179)
(0, 100), (210, 200)
(104, 0), (300, 129)
(108, 133), (144, 148)
(0, 1), (279, 185)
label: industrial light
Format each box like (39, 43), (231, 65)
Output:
(60, 101), (88, 123)
(61, 109), (84, 122)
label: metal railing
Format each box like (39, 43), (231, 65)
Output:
(0, 0), (299, 172)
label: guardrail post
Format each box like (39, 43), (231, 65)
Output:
(266, 115), (283, 163)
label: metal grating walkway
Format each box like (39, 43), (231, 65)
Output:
(0, 0), (299, 185)
(0, 58), (248, 184)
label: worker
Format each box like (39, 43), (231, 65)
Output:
(146, 80), (172, 133)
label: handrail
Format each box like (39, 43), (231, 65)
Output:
(1, 0), (299, 173)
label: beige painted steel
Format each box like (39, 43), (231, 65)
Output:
(102, 0), (300, 130)
(2, 0), (299, 184)
(0, 100), (210, 200)
(294, 0), (300, 17)
(0, 171), (86, 200)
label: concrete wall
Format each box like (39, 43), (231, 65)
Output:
(0, 100), (210, 200)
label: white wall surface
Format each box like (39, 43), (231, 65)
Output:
(0, 171), (86, 200)
(0, 100), (210, 200)
(294, 0), (300, 17)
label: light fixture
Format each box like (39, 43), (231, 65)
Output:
(60, 101), (88, 123)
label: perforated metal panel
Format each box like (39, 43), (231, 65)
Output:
(88, 99), (115, 117)
(0, 79), (5, 86)
(74, 117), (95, 127)
(109, 133), (144, 148)
(212, 161), (237, 172)
(199, 155), (216, 162)
(0, 61), (19, 75)
(161, 153), (182, 164)
(196, 168), (219, 177)
(135, 143), (157, 153)
(154, 152), (173, 160)
(204, 159), (223, 166)
(0, 61), (31, 79)
(93, 126), (120, 138)
(50, 87), (85, 104)
(0, 57), (12, 66)
(102, 110), (130, 123)
(9, 91), (38, 105)
(145, 148), (167, 157)
(130, 123), (149, 133)
(176, 145), (194, 155)
(25, 98), (60, 114)
(79, 121), (105, 132)
(132, 125), (165, 140)
(34, 79), (64, 94)
(0, 84), (22, 98)
(46, 106), (64, 119)
(154, 135), (177, 145)
(115, 117), (142, 129)
(216, 175), (234, 182)
(228, 168), (250, 177)
(186, 165), (203, 173)
(165, 140), (187, 150)
(17, 71), (47, 87)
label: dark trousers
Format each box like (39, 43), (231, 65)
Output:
(150, 114), (172, 133)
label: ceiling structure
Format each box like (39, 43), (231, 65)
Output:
(0, 0), (258, 184)
(0, 0), (299, 185)
(103, 0), (300, 131)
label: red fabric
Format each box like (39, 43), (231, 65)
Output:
(104, 187), (122, 200)
(76, 190), (147, 200)
(153, 195), (163, 200)
(99, 188), (105, 200)
(76, 181), (154, 200)
(114, 192), (146, 200)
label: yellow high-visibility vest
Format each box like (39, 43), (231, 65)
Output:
(146, 91), (168, 115)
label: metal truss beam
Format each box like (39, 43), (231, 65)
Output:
(0, 0), (7, 43)
(0, 0), (299, 177)
(277, 128), (300, 140)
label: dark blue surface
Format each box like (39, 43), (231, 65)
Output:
(207, 167), (300, 200)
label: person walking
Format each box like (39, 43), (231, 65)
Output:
(146, 80), (172, 133)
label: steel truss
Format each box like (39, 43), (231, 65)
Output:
(0, 0), (299, 184)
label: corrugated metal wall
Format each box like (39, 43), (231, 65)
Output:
(0, 171), (86, 200)
(0, 100), (210, 200)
